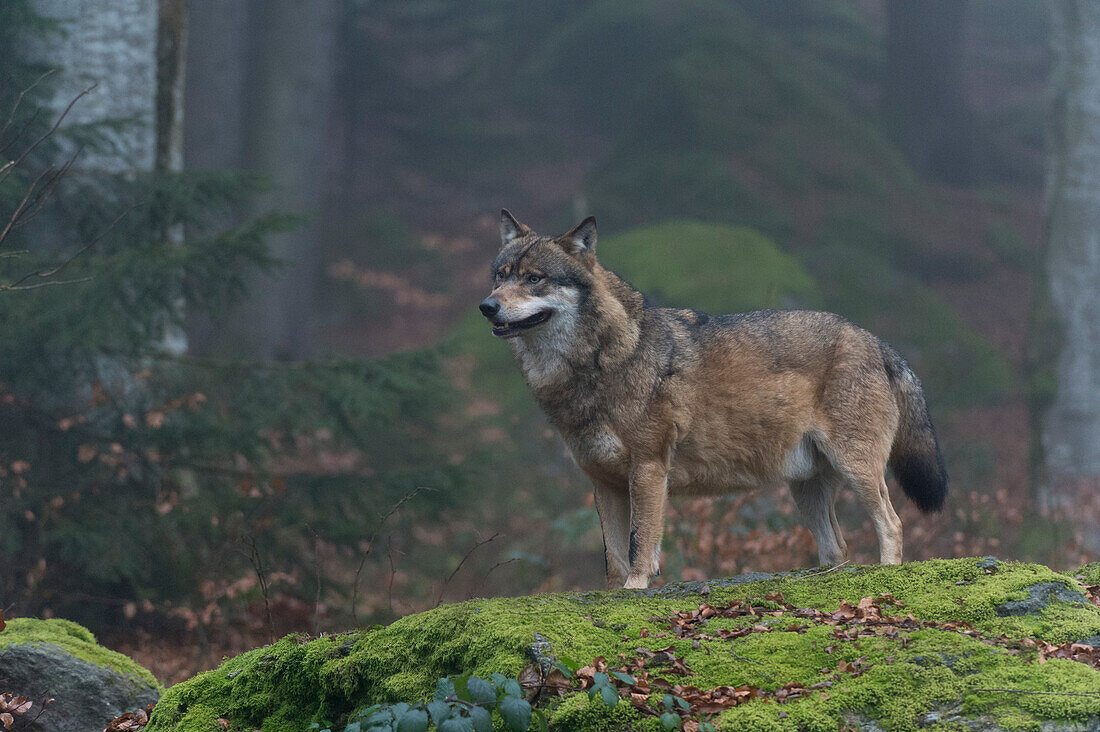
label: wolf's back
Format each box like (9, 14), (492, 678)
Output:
(880, 342), (948, 513)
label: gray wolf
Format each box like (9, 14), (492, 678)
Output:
(479, 211), (947, 589)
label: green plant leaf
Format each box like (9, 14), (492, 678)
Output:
(438, 716), (472, 732)
(427, 700), (452, 726)
(499, 695), (532, 731)
(663, 694), (676, 712)
(435, 677), (456, 702)
(468, 705), (492, 732)
(557, 656), (580, 672)
(610, 671), (635, 685)
(466, 676), (497, 707)
(490, 672), (509, 688)
(503, 679), (522, 698)
(599, 684), (619, 707)
(660, 712), (681, 730)
(395, 709), (428, 732)
(552, 662), (574, 679)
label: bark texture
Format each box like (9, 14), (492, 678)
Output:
(183, 0), (338, 359)
(27, 0), (158, 173)
(1044, 1), (1100, 483)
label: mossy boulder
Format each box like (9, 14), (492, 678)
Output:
(0, 617), (161, 732)
(146, 558), (1100, 732)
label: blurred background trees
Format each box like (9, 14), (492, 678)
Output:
(1, 0), (1096, 683)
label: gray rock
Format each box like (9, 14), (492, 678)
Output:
(976, 556), (1001, 571)
(0, 643), (159, 732)
(528, 632), (555, 672)
(994, 582), (1089, 616)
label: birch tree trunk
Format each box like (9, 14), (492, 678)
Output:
(1042, 0), (1100, 555)
(27, 0), (158, 173)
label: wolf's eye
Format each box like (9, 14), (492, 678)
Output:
(494, 271), (504, 283)
(525, 274), (543, 285)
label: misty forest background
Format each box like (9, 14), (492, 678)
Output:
(2, 0), (1099, 684)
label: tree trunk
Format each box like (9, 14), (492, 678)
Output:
(883, 0), (973, 184)
(156, 0), (189, 356)
(1041, 0), (1100, 555)
(26, 0), (158, 172)
(189, 0), (338, 360)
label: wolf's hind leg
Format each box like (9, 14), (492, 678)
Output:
(849, 471), (903, 564)
(789, 471), (847, 565)
(593, 481), (631, 589)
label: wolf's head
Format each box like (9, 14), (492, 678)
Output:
(479, 209), (598, 340)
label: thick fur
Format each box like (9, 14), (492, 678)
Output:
(482, 211), (948, 589)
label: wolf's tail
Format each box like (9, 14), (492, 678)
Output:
(881, 342), (948, 513)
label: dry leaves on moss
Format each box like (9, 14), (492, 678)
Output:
(102, 703), (155, 732)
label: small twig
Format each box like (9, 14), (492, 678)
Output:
(1, 82), (95, 182)
(0, 164), (53, 244)
(973, 688), (1100, 697)
(1, 199), (135, 291)
(386, 537), (398, 617)
(435, 532), (502, 607)
(728, 647), (776, 682)
(798, 560), (851, 579)
(309, 524), (322, 636)
(0, 69), (53, 143)
(501, 609), (593, 617)
(0, 276), (92, 291)
(243, 534), (276, 644)
(351, 486), (431, 623)
(485, 556), (521, 578)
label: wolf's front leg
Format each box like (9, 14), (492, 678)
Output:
(592, 480), (631, 589)
(625, 461), (668, 589)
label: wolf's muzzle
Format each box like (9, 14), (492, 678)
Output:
(479, 298), (500, 318)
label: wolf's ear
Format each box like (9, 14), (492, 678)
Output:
(500, 209), (532, 247)
(560, 216), (596, 256)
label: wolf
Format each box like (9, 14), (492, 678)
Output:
(480, 210), (947, 589)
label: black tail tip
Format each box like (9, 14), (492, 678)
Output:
(891, 452), (948, 513)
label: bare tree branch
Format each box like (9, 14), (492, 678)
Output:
(0, 201), (135, 292)
(243, 534), (276, 645)
(351, 486), (432, 623)
(0, 70), (53, 137)
(0, 81), (95, 189)
(435, 532), (501, 607)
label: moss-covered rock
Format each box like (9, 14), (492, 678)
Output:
(0, 618), (161, 732)
(146, 558), (1100, 732)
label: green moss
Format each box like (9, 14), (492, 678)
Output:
(0, 617), (161, 690)
(599, 221), (819, 314)
(147, 559), (1100, 732)
(1075, 563), (1100, 587)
